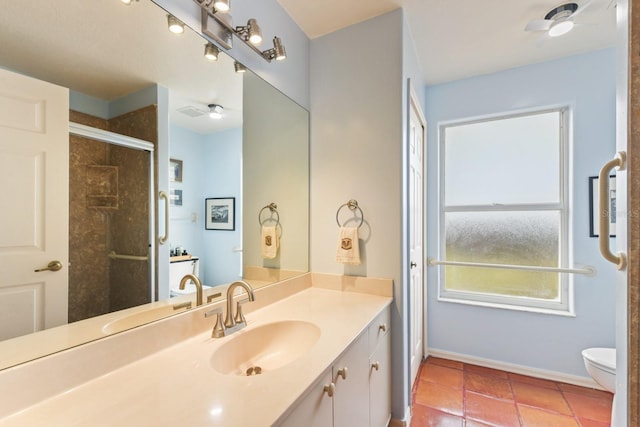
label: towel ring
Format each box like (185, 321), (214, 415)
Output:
(336, 199), (364, 229)
(258, 203), (280, 227)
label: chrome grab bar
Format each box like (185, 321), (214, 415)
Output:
(108, 251), (148, 261)
(159, 191), (169, 245)
(598, 152), (627, 270)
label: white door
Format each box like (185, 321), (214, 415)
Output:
(409, 92), (426, 384)
(0, 68), (69, 340)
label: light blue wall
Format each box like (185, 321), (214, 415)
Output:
(424, 48), (617, 378)
(168, 125), (242, 288)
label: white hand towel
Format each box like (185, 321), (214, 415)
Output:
(261, 225), (279, 259)
(336, 227), (360, 265)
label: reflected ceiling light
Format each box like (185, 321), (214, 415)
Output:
(213, 0), (230, 13)
(204, 43), (220, 61)
(120, 0), (138, 5)
(234, 61), (247, 73)
(167, 15), (185, 34)
(208, 104), (224, 119)
(236, 19), (262, 46)
(262, 37), (287, 61)
(548, 18), (575, 37)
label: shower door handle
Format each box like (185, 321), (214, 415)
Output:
(597, 151), (626, 270)
(159, 191), (169, 245)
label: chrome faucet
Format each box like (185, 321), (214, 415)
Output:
(179, 274), (203, 306)
(205, 280), (255, 338)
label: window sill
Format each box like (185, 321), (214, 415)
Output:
(437, 296), (576, 317)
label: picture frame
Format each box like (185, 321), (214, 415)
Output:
(205, 197), (235, 231)
(589, 175), (616, 238)
(169, 158), (183, 182)
(169, 189), (182, 206)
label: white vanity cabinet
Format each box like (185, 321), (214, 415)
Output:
(277, 306), (391, 427)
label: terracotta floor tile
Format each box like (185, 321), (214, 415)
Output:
(426, 357), (464, 371)
(464, 391), (520, 426)
(518, 404), (579, 427)
(464, 371), (513, 400)
(563, 392), (613, 424)
(577, 417), (610, 427)
(463, 363), (510, 379)
(410, 404), (464, 427)
(420, 363), (464, 389)
(511, 381), (572, 415)
(414, 380), (464, 416)
(557, 383), (613, 400)
(508, 372), (560, 390)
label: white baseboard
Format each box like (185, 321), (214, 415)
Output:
(388, 404), (412, 427)
(427, 348), (604, 391)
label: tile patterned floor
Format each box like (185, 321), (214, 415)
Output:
(411, 357), (614, 427)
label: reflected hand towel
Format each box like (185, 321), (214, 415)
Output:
(261, 225), (279, 259)
(336, 227), (360, 265)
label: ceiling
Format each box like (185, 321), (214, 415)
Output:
(277, 0), (618, 85)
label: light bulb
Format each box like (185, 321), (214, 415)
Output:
(167, 15), (184, 34)
(213, 0), (230, 13)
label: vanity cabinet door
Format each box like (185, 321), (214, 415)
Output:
(369, 329), (391, 427)
(333, 332), (369, 427)
(277, 370), (333, 427)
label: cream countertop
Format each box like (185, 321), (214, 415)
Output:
(0, 285), (391, 426)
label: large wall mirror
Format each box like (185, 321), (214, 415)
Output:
(0, 0), (309, 370)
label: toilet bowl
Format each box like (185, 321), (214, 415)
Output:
(169, 257), (211, 297)
(582, 347), (616, 425)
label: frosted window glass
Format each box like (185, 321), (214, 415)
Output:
(444, 211), (560, 300)
(445, 112), (560, 206)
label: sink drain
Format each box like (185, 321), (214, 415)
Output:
(246, 366), (263, 376)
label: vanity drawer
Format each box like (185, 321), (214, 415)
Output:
(368, 307), (390, 354)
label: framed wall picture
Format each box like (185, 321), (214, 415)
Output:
(589, 175), (616, 237)
(169, 158), (183, 182)
(169, 189), (182, 206)
(205, 197), (235, 230)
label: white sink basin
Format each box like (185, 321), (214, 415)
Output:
(101, 305), (181, 334)
(210, 320), (321, 376)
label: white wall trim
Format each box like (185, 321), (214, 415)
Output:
(427, 348), (604, 390)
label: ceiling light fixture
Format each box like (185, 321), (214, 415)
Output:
(524, 2), (580, 37)
(204, 43), (220, 61)
(193, 0), (288, 63)
(208, 104), (224, 119)
(234, 61), (247, 73)
(236, 19), (263, 46)
(167, 15), (185, 34)
(262, 37), (287, 61)
(120, 0), (138, 5)
(548, 18), (575, 37)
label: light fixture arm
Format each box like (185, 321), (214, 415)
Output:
(193, 0), (285, 63)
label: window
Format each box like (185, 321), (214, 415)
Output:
(439, 109), (570, 313)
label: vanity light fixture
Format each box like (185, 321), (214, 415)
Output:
(262, 37), (287, 61)
(204, 43), (220, 61)
(194, 0), (230, 14)
(208, 104), (224, 119)
(234, 61), (247, 73)
(235, 19), (263, 46)
(167, 15), (185, 34)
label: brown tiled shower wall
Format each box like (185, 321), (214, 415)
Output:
(68, 107), (157, 322)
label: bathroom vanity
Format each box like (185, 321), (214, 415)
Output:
(0, 273), (392, 426)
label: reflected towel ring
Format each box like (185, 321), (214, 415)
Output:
(258, 202), (280, 227)
(336, 199), (364, 229)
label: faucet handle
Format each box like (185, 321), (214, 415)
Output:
(234, 298), (252, 325)
(205, 307), (226, 338)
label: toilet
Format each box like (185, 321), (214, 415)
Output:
(169, 257), (211, 297)
(582, 347), (617, 425)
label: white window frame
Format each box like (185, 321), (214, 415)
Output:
(437, 107), (573, 315)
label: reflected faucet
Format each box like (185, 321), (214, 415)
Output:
(224, 280), (255, 333)
(179, 274), (203, 306)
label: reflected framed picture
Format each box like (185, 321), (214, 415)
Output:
(205, 197), (235, 231)
(589, 175), (616, 237)
(169, 189), (182, 206)
(169, 158), (183, 182)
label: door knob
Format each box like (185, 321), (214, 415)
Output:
(34, 260), (63, 272)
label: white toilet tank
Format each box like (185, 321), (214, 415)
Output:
(169, 258), (200, 292)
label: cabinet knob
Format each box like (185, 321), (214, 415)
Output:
(323, 382), (335, 398)
(371, 361), (380, 371)
(379, 323), (387, 333)
(337, 367), (348, 381)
